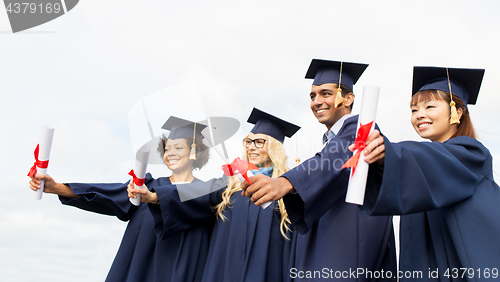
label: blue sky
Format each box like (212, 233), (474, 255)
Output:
(1, 1), (499, 281)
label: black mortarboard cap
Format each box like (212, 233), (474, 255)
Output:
(305, 59), (368, 89)
(412, 66), (485, 108)
(247, 108), (300, 143)
(161, 116), (207, 140)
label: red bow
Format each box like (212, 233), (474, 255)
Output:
(221, 157), (259, 185)
(128, 170), (145, 186)
(27, 144), (49, 178)
(342, 121), (373, 175)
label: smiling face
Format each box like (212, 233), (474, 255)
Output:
(410, 97), (460, 142)
(164, 138), (194, 172)
(245, 132), (271, 168)
(310, 83), (352, 129)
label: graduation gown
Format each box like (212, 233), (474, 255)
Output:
(60, 174), (211, 282)
(282, 115), (397, 281)
(149, 175), (291, 282)
(363, 136), (500, 281)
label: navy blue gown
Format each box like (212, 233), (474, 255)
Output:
(282, 115), (397, 281)
(149, 173), (292, 282)
(363, 136), (500, 281)
(60, 173), (211, 282)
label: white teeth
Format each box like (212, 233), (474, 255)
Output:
(418, 123), (430, 128)
(317, 109), (327, 114)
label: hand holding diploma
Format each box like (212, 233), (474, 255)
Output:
(354, 129), (385, 165)
(28, 174), (78, 198)
(221, 157), (259, 185)
(128, 146), (150, 206)
(221, 157), (272, 209)
(127, 181), (159, 204)
(28, 126), (55, 200)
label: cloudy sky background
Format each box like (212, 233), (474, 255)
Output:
(1, 1), (500, 281)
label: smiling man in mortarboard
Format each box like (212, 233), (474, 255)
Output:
(241, 59), (397, 281)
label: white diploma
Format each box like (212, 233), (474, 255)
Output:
(129, 146), (150, 206)
(345, 85), (380, 205)
(33, 126), (55, 200)
(234, 170), (272, 209)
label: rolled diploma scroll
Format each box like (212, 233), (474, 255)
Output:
(129, 146), (150, 206)
(345, 85), (380, 205)
(201, 126), (272, 210)
(234, 170), (272, 209)
(33, 127), (55, 200)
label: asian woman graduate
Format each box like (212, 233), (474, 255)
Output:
(144, 107), (300, 282)
(29, 116), (214, 282)
(361, 66), (500, 281)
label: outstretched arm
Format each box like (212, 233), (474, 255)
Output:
(240, 174), (295, 206)
(29, 174), (78, 199)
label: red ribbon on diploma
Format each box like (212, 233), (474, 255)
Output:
(342, 121), (374, 175)
(27, 144), (49, 178)
(222, 157), (259, 185)
(128, 170), (145, 186)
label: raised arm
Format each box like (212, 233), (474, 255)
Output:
(363, 136), (489, 215)
(147, 177), (227, 240)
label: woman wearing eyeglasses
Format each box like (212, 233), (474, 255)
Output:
(200, 107), (300, 282)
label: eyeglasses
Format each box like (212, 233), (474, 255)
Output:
(243, 138), (267, 148)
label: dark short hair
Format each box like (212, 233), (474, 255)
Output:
(339, 84), (354, 110)
(158, 136), (211, 170)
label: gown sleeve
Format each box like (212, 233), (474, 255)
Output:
(363, 136), (490, 215)
(147, 177), (227, 239)
(281, 120), (357, 234)
(58, 174), (157, 221)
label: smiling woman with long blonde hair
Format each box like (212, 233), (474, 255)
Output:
(215, 132), (291, 238)
(200, 107), (300, 282)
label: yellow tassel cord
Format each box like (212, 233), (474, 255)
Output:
(334, 61), (346, 108)
(295, 135), (300, 166)
(446, 68), (460, 125)
(189, 122), (197, 160)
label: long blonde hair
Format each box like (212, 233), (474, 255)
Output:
(214, 135), (292, 239)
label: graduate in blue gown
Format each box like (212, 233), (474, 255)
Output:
(29, 116), (214, 282)
(242, 59), (397, 281)
(147, 108), (301, 282)
(361, 66), (500, 281)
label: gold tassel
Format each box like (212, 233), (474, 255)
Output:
(189, 143), (197, 160)
(335, 62), (345, 108)
(189, 122), (197, 160)
(334, 87), (346, 108)
(449, 100), (460, 124)
(446, 68), (460, 125)
(295, 158), (300, 166)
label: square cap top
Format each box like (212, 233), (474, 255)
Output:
(161, 116), (207, 140)
(247, 108), (300, 143)
(412, 66), (485, 107)
(305, 59), (368, 90)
